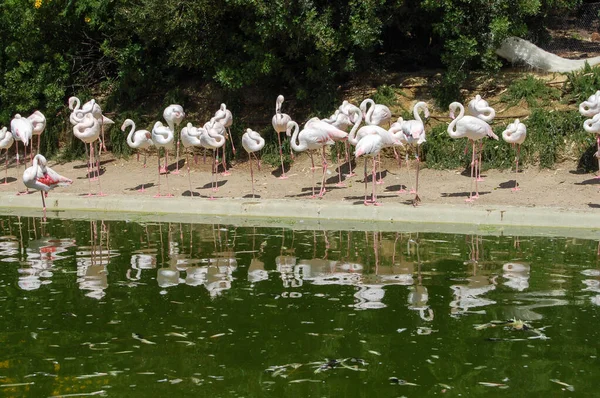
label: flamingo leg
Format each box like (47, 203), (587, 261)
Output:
(318, 147), (328, 197)
(345, 141), (356, 177)
(477, 141), (485, 181)
(3, 150), (8, 184)
(100, 119), (107, 151)
(336, 143), (345, 187)
(173, 130), (181, 175)
(86, 144), (94, 196)
(309, 151), (316, 198)
(154, 149), (162, 198)
(164, 150), (173, 197)
(596, 135), (600, 179)
(309, 152), (317, 170)
(413, 146), (421, 206)
(221, 141), (231, 176)
(372, 156), (381, 206)
(466, 141), (476, 203)
(249, 153), (255, 198)
(209, 149), (217, 200)
(186, 150), (193, 196)
(254, 152), (262, 171)
(41, 190), (47, 221)
(95, 140), (106, 196)
(376, 153), (384, 184)
(37, 135), (41, 155)
(363, 158), (370, 205)
(30, 141), (33, 162)
(277, 131), (288, 179)
(398, 151), (410, 194)
(15, 141), (19, 166)
(512, 144), (521, 192)
(229, 127), (236, 155)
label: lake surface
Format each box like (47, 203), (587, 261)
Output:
(0, 215), (599, 396)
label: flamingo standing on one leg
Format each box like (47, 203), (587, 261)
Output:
(23, 154), (72, 220)
(204, 118), (228, 174)
(271, 95), (293, 178)
(199, 125), (226, 199)
(397, 101), (429, 197)
(467, 95), (496, 181)
(27, 111), (46, 157)
(448, 102), (498, 202)
(242, 128), (265, 198)
(214, 104), (234, 175)
(121, 119), (154, 192)
(73, 113), (103, 196)
(68, 97), (114, 151)
(360, 98), (392, 183)
(501, 119), (527, 192)
(163, 104), (185, 175)
(0, 127), (14, 184)
(180, 123), (204, 196)
(286, 120), (334, 198)
(583, 112), (600, 179)
(151, 121), (175, 198)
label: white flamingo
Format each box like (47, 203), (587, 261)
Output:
(151, 121), (175, 197)
(73, 113), (103, 196)
(583, 112), (600, 179)
(448, 102), (498, 202)
(214, 103), (235, 157)
(121, 119), (154, 192)
(502, 119), (527, 191)
(323, 105), (362, 183)
(0, 127), (14, 184)
(579, 90), (600, 117)
(398, 101), (429, 201)
(199, 125), (226, 199)
(271, 95), (293, 178)
(27, 110), (46, 157)
(355, 133), (385, 206)
(163, 104), (185, 174)
(180, 123), (205, 196)
(360, 98), (392, 127)
(23, 154), (72, 220)
(204, 117), (229, 175)
(242, 128), (265, 198)
(466, 95), (496, 181)
(286, 120), (335, 198)
(10, 114), (32, 167)
(68, 96), (114, 151)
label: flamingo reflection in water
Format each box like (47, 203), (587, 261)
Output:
(503, 263), (530, 291)
(247, 227), (268, 284)
(405, 237), (434, 322)
(449, 235), (497, 317)
(77, 220), (116, 299)
(581, 268), (600, 306)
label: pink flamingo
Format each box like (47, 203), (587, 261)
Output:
(73, 113), (103, 196)
(242, 128), (265, 198)
(121, 119), (154, 192)
(199, 125), (226, 199)
(448, 102), (498, 202)
(214, 103), (235, 156)
(163, 104), (185, 174)
(501, 119), (527, 191)
(0, 127), (14, 184)
(23, 154), (72, 220)
(583, 112), (600, 179)
(271, 95), (293, 178)
(322, 106), (362, 184)
(151, 121), (174, 198)
(204, 117), (229, 175)
(360, 98), (392, 127)
(27, 111), (46, 157)
(68, 97), (114, 151)
(180, 123), (204, 195)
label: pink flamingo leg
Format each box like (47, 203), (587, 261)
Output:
(154, 151), (162, 198)
(163, 150), (173, 197)
(335, 143), (345, 187)
(229, 128), (236, 155)
(596, 135), (600, 179)
(209, 149), (217, 200)
(466, 141), (476, 203)
(41, 190), (47, 222)
(85, 144), (94, 197)
(413, 146), (421, 206)
(376, 153), (384, 184)
(186, 150), (193, 196)
(173, 133), (181, 175)
(318, 147), (328, 197)
(309, 152), (317, 171)
(477, 141), (485, 182)
(363, 158), (370, 205)
(249, 153), (256, 198)
(277, 131), (288, 179)
(221, 144), (231, 176)
(15, 141), (19, 166)
(398, 152), (410, 194)
(345, 141), (356, 177)
(512, 144), (521, 192)
(95, 141), (106, 196)
(372, 156), (381, 206)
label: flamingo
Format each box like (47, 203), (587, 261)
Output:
(579, 90), (600, 117)
(286, 120), (334, 198)
(397, 102), (429, 202)
(73, 113), (103, 196)
(204, 117), (229, 175)
(448, 102), (498, 202)
(199, 124), (226, 199)
(360, 98), (392, 127)
(501, 119), (527, 191)
(151, 121), (175, 198)
(338, 100), (362, 177)
(355, 133), (385, 206)
(180, 123), (204, 196)
(163, 104), (185, 175)
(27, 111), (46, 157)
(323, 106), (362, 184)
(68, 96), (114, 151)
(0, 127), (14, 184)
(23, 154), (72, 220)
(10, 114), (32, 167)
(583, 112), (600, 179)
(271, 95), (293, 178)
(121, 119), (154, 192)
(467, 95), (496, 181)
(213, 104), (235, 175)
(242, 128), (265, 198)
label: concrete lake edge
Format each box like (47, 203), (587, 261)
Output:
(0, 192), (599, 240)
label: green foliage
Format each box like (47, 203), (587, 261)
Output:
(563, 63), (600, 103)
(502, 75), (560, 107)
(372, 85), (397, 106)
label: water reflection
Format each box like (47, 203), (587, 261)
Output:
(77, 220), (117, 299)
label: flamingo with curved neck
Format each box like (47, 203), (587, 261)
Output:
(448, 102), (498, 202)
(23, 154), (72, 220)
(398, 102), (429, 201)
(360, 98), (392, 127)
(0, 127), (14, 184)
(242, 128), (265, 198)
(121, 119), (154, 192)
(502, 119), (527, 191)
(163, 104), (185, 175)
(152, 121), (175, 198)
(271, 95), (293, 178)
(200, 125), (226, 199)
(73, 113), (104, 196)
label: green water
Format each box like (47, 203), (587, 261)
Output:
(0, 216), (599, 397)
